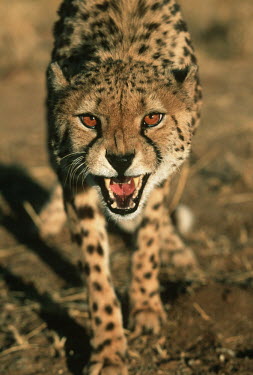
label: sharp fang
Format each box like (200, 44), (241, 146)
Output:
(130, 201), (135, 208)
(132, 190), (138, 199)
(133, 177), (140, 187)
(137, 176), (143, 189)
(109, 190), (114, 199)
(104, 178), (110, 190)
(111, 201), (117, 209)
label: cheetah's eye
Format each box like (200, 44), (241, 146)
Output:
(142, 113), (164, 128)
(79, 114), (99, 129)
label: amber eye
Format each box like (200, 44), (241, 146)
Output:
(143, 113), (164, 128)
(79, 114), (99, 129)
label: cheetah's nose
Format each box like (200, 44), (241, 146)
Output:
(105, 153), (135, 175)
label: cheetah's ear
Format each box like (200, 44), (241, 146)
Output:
(171, 64), (198, 84)
(47, 62), (69, 91)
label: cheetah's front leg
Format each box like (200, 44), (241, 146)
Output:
(65, 188), (128, 375)
(129, 187), (166, 338)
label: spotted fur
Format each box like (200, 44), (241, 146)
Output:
(45, 1), (202, 373)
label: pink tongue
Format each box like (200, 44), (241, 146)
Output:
(110, 178), (135, 196)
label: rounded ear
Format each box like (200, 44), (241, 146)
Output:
(172, 64), (198, 84)
(47, 62), (68, 91)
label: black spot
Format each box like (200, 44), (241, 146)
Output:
(105, 322), (115, 331)
(97, 244), (104, 256)
(140, 217), (150, 228)
(140, 97), (146, 107)
(96, 97), (102, 107)
(100, 40), (110, 51)
(136, 0), (149, 17)
(147, 238), (154, 246)
(138, 44), (149, 54)
(156, 38), (164, 46)
(93, 282), (102, 291)
(179, 134), (185, 141)
(106, 17), (120, 35)
(151, 2), (160, 11)
(174, 20), (188, 32)
(150, 254), (155, 262)
(183, 47), (190, 56)
(97, 87), (106, 94)
(152, 202), (161, 210)
(171, 115), (178, 125)
(95, 316), (102, 326)
(136, 263), (142, 270)
(191, 53), (197, 64)
(172, 67), (189, 83)
(145, 22), (160, 31)
(92, 302), (98, 312)
(94, 339), (112, 353)
(144, 272), (152, 279)
(87, 245), (95, 254)
(142, 32), (151, 40)
(152, 52), (161, 60)
(83, 263), (90, 276)
(71, 233), (83, 246)
(77, 205), (94, 219)
(58, 1), (79, 18)
(152, 262), (158, 269)
(140, 287), (146, 294)
(81, 228), (89, 237)
(105, 305), (113, 315)
(96, 1), (109, 11)
(163, 58), (172, 65)
(94, 264), (101, 272)
(170, 3), (180, 15)
(136, 87), (146, 93)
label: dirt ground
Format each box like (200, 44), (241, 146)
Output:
(0, 1), (253, 374)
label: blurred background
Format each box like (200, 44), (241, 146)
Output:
(0, 1), (253, 374)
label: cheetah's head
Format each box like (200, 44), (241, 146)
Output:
(47, 60), (198, 221)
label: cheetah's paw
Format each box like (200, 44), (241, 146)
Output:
(129, 307), (166, 339)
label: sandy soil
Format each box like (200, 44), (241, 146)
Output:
(0, 1), (253, 374)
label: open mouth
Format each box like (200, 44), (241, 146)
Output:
(95, 174), (149, 215)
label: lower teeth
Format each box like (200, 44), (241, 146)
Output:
(111, 201), (136, 210)
(111, 202), (117, 209)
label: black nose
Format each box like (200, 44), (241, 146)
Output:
(105, 153), (135, 175)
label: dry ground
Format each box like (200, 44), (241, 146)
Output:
(0, 1), (253, 374)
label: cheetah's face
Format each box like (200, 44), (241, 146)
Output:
(48, 62), (197, 220)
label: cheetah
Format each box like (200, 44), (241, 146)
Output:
(45, 0), (202, 373)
